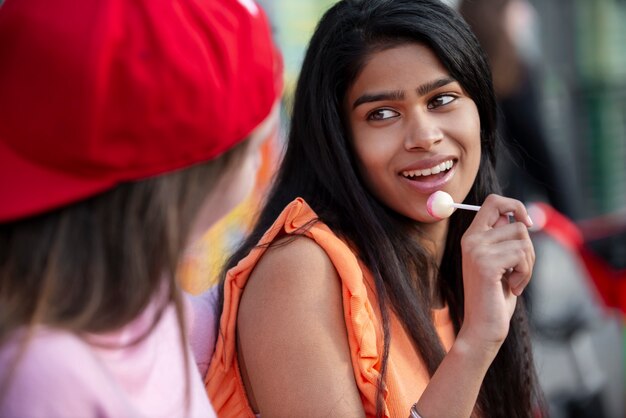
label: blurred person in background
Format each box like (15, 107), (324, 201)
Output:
(461, 3), (625, 417)
(460, 0), (578, 220)
(0, 0), (281, 416)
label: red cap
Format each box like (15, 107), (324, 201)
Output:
(0, 0), (283, 222)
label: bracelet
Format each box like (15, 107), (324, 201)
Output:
(409, 403), (423, 418)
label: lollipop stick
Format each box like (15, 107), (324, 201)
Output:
(451, 203), (481, 211)
(452, 202), (514, 219)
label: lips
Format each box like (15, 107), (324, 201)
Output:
(399, 158), (457, 194)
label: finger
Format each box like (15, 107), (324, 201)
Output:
(509, 242), (535, 296)
(508, 273), (531, 296)
(468, 194), (533, 232)
(506, 259), (533, 292)
(472, 221), (532, 245)
(477, 239), (534, 283)
(500, 277), (517, 302)
(497, 245), (533, 295)
(493, 214), (511, 228)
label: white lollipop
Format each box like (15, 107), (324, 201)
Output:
(426, 190), (480, 219)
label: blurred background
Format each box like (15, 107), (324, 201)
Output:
(181, 0), (626, 416)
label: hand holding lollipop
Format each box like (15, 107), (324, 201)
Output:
(429, 192), (535, 353)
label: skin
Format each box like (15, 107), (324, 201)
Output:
(237, 43), (534, 417)
(238, 236), (364, 417)
(346, 43), (481, 264)
(187, 103), (280, 245)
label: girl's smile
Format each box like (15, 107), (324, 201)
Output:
(345, 42), (482, 223)
(398, 156), (458, 194)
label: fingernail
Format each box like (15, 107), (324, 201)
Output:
(527, 215), (534, 227)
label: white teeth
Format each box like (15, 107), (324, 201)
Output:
(402, 160), (454, 178)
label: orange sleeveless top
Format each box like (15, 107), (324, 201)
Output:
(206, 198), (455, 418)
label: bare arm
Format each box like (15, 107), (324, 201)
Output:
(238, 197), (534, 418)
(416, 194), (535, 417)
(237, 236), (365, 418)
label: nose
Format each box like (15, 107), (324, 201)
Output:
(404, 110), (443, 151)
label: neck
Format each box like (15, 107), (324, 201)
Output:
(417, 219), (449, 309)
(420, 218), (449, 265)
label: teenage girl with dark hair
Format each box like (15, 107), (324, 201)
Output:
(0, 0), (282, 416)
(205, 0), (544, 416)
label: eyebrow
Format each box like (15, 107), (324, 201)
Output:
(352, 90), (404, 109)
(351, 77), (457, 110)
(416, 77), (456, 97)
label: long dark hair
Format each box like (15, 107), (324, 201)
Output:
(219, 0), (543, 416)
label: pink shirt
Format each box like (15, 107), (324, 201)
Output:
(186, 286), (220, 379)
(0, 299), (216, 418)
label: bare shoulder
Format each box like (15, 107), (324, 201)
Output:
(239, 234), (341, 335)
(237, 235), (364, 416)
(246, 234), (338, 295)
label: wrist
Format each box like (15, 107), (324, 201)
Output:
(453, 327), (501, 365)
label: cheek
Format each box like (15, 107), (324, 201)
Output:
(452, 108), (482, 169)
(468, 118), (482, 171)
(353, 146), (393, 206)
(352, 141), (382, 188)
(186, 151), (261, 245)
(352, 126), (394, 173)
(225, 151), (259, 205)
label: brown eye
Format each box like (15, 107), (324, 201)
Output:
(367, 108), (400, 121)
(428, 94), (456, 109)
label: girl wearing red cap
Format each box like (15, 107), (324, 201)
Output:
(0, 0), (281, 416)
(207, 0), (545, 417)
